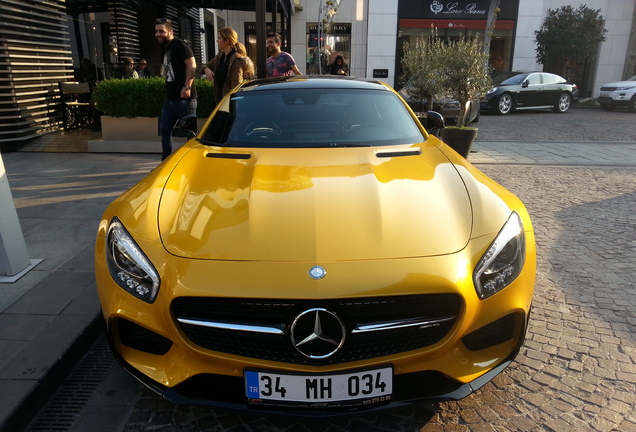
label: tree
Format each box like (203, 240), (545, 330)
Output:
(535, 5), (607, 78)
(401, 32), (491, 127)
(400, 36), (447, 103)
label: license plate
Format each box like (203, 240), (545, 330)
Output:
(245, 366), (393, 407)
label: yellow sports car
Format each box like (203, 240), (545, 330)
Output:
(95, 76), (535, 415)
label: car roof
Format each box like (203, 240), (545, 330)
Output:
(492, 71), (570, 85)
(236, 75), (389, 93)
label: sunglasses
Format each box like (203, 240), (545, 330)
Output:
(154, 18), (172, 25)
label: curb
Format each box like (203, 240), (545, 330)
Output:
(0, 315), (104, 432)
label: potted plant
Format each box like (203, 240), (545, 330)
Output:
(401, 30), (492, 158)
(90, 78), (214, 152)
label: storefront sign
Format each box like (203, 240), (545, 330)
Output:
(373, 69), (389, 78)
(245, 22), (282, 34)
(308, 23), (351, 35)
(398, 0), (519, 20)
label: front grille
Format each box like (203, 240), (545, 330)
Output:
(462, 313), (515, 351)
(599, 86), (616, 91)
(172, 295), (461, 365)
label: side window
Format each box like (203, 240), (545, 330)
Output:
(526, 74), (541, 85)
(201, 111), (234, 144)
(550, 74), (565, 84)
(541, 74), (556, 84)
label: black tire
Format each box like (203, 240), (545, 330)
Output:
(554, 93), (571, 113)
(629, 96), (636, 113)
(496, 94), (513, 115)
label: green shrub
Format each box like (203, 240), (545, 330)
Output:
(93, 78), (215, 118)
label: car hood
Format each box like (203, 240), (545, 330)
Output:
(602, 80), (636, 88)
(157, 144), (472, 261)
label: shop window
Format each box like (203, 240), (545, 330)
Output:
(306, 23), (351, 75)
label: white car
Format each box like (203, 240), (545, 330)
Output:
(597, 75), (636, 112)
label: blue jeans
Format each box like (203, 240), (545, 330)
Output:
(160, 98), (197, 160)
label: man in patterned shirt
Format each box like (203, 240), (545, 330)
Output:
(266, 33), (302, 77)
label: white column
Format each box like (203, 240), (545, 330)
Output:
(0, 153), (40, 282)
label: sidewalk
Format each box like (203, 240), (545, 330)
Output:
(0, 142), (158, 432)
(1, 130), (635, 432)
(470, 140), (636, 166)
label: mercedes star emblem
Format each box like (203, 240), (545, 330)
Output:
(308, 265), (326, 279)
(291, 308), (345, 359)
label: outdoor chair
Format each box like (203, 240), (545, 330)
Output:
(58, 82), (96, 130)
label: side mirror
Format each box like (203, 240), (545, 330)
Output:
(421, 111), (445, 137)
(177, 114), (198, 138)
(521, 80), (529, 88)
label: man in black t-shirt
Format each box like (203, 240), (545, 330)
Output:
(155, 18), (197, 160)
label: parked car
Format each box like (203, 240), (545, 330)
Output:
(95, 76), (536, 415)
(597, 75), (636, 112)
(398, 81), (480, 125)
(481, 71), (579, 115)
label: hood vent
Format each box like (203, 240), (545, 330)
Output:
(206, 152), (251, 159)
(376, 149), (421, 158)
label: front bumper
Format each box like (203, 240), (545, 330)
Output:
(480, 99), (495, 111)
(596, 89), (635, 107)
(107, 317), (526, 416)
(597, 95), (631, 108)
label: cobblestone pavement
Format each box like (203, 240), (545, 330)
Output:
(475, 108), (636, 143)
(115, 164), (635, 432)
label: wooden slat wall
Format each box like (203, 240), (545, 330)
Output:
(186, 7), (203, 67)
(0, 0), (203, 150)
(109, 1), (140, 61)
(0, 0), (73, 146)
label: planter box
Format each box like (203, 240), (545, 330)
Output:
(88, 116), (204, 153)
(440, 127), (478, 158)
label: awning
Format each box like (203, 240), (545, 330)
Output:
(66, 0), (295, 17)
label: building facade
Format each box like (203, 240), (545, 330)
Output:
(218, 0), (635, 96)
(1, 0), (635, 149)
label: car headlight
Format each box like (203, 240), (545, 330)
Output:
(106, 217), (160, 303)
(487, 87), (498, 95)
(615, 86), (635, 91)
(473, 212), (526, 299)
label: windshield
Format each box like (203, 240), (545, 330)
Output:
(200, 88), (425, 148)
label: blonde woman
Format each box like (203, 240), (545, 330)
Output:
(202, 27), (250, 104)
(236, 42), (255, 80)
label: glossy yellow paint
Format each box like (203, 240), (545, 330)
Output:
(157, 143), (474, 261)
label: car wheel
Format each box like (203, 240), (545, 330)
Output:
(554, 93), (571, 113)
(496, 94), (513, 115)
(629, 96), (636, 113)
